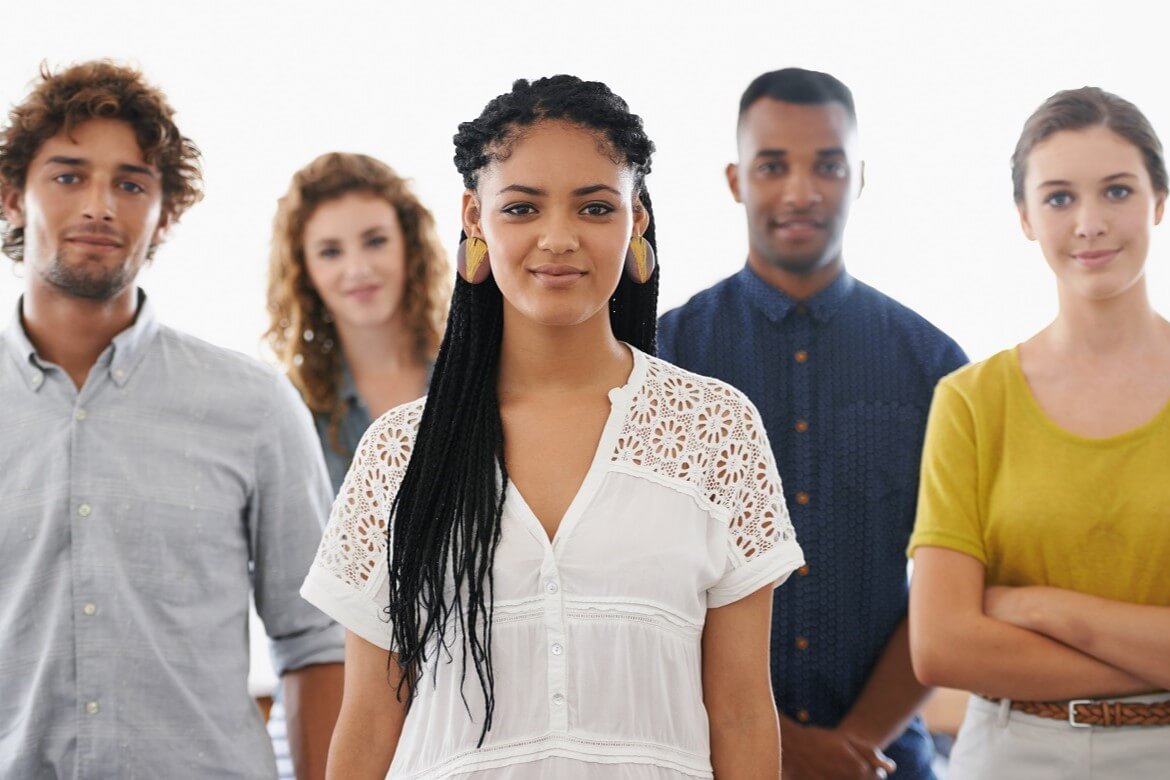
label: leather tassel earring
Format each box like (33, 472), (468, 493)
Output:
(457, 236), (491, 284)
(624, 234), (656, 284)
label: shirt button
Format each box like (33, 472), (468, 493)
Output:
(74, 408), (88, 421)
(31, 372), (43, 386)
(797, 565), (810, 577)
(794, 350), (809, 364)
(113, 369), (126, 379)
(545, 581), (559, 595)
(795, 636), (809, 651)
(552, 693), (566, 706)
(85, 701), (100, 715)
(551, 643), (563, 656)
(796, 709), (811, 723)
(795, 492), (810, 506)
(83, 602), (98, 616)
(78, 503), (92, 518)
(794, 420), (809, 433)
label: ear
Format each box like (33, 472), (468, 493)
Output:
(1, 184), (26, 228)
(1018, 203), (1037, 241)
(461, 190), (483, 238)
(725, 163), (742, 203)
(1155, 192), (1166, 226)
(151, 210), (172, 247)
(633, 195), (650, 236)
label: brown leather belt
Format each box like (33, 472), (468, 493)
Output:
(988, 697), (1170, 727)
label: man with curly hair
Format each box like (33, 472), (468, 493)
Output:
(0, 61), (343, 779)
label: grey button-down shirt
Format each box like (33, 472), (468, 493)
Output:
(0, 293), (344, 779)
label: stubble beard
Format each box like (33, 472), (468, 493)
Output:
(41, 249), (135, 301)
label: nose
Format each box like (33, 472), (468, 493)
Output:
(783, 172), (822, 209)
(537, 211), (580, 254)
(1074, 201), (1107, 239)
(81, 179), (115, 222)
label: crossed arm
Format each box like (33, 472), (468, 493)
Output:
(910, 546), (1162, 699)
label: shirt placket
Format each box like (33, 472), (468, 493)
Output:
(540, 550), (569, 733)
(68, 375), (105, 769)
(789, 307), (815, 724)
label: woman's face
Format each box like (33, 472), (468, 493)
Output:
(464, 120), (648, 329)
(302, 191), (408, 332)
(1019, 125), (1165, 302)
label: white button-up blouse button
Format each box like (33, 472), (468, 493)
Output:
(83, 603), (97, 616)
(552, 693), (566, 706)
(74, 408), (87, 421)
(551, 643), (563, 656)
(77, 504), (92, 518)
(85, 701), (100, 715)
(545, 581), (559, 594)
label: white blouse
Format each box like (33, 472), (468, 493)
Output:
(301, 348), (804, 779)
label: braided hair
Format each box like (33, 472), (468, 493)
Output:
(386, 76), (658, 743)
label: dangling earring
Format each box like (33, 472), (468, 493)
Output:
(624, 234), (656, 284)
(457, 236), (491, 284)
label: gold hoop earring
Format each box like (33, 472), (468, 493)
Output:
(457, 236), (491, 284)
(624, 234), (656, 284)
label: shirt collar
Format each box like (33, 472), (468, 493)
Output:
(737, 262), (856, 325)
(1, 289), (159, 391)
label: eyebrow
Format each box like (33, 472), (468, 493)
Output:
(754, 148), (846, 159)
(497, 183), (622, 197)
(1036, 172), (1139, 189)
(45, 155), (157, 178)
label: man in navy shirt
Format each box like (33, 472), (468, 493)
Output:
(659, 68), (966, 779)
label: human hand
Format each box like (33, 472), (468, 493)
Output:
(781, 725), (895, 780)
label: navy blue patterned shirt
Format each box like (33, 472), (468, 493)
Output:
(659, 265), (966, 779)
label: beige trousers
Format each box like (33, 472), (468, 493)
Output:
(947, 692), (1170, 779)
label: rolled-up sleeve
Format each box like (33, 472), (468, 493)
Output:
(249, 374), (345, 676)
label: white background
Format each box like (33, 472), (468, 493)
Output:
(3, 1), (1166, 364)
(3, 0), (1164, 691)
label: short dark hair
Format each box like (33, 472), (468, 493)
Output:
(1011, 86), (1168, 203)
(0, 60), (203, 262)
(738, 67), (856, 127)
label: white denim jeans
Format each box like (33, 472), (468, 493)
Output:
(947, 692), (1170, 779)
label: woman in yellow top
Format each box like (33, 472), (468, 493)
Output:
(908, 87), (1170, 779)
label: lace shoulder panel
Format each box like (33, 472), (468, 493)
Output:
(312, 397), (426, 593)
(611, 357), (795, 560)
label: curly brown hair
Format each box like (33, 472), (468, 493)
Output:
(265, 152), (450, 453)
(0, 60), (203, 262)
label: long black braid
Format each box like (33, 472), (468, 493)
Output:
(385, 76), (659, 744)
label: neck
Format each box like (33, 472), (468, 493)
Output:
(334, 313), (420, 379)
(747, 251), (844, 301)
(1045, 275), (1162, 357)
(497, 304), (630, 398)
(21, 278), (140, 387)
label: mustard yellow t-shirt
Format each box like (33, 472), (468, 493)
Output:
(908, 347), (1170, 606)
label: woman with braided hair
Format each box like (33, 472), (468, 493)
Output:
(302, 75), (805, 779)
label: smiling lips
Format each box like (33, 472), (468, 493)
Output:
(65, 231), (123, 251)
(771, 218), (824, 240)
(344, 284), (382, 301)
(1072, 249), (1120, 269)
(530, 264), (586, 288)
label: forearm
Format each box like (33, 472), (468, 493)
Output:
(913, 612), (1151, 700)
(838, 618), (931, 749)
(1013, 589), (1170, 690)
(324, 703), (401, 780)
(284, 663), (345, 780)
(710, 701), (781, 779)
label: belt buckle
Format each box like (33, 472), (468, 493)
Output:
(1068, 699), (1093, 728)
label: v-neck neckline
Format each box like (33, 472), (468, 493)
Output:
(504, 344), (647, 550)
